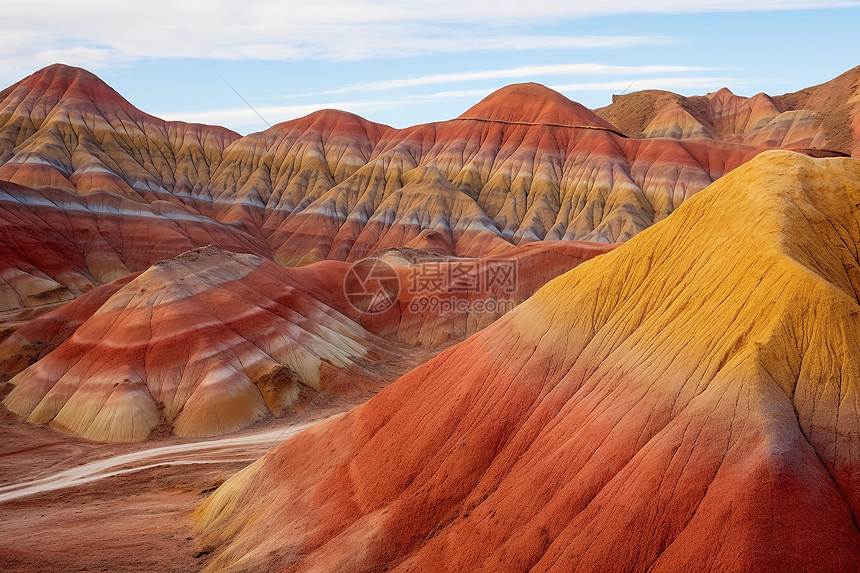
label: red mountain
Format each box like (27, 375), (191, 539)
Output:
(598, 65), (860, 156)
(195, 151), (860, 572)
(0, 64), (774, 312)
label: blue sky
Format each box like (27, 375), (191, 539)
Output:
(4, 1), (859, 134)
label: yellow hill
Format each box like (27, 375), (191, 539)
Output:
(194, 151), (860, 572)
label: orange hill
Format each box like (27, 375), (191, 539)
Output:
(2, 247), (377, 441)
(195, 151), (860, 572)
(598, 65), (860, 156)
(0, 240), (613, 440)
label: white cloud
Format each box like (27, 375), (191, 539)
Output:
(550, 76), (745, 93)
(0, 0), (856, 79)
(318, 64), (713, 95)
(410, 76), (744, 101)
(156, 99), (419, 129)
(155, 75), (743, 131)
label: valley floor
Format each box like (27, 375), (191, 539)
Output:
(0, 342), (443, 573)
(0, 404), (343, 572)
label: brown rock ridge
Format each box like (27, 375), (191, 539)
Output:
(195, 151), (860, 572)
(598, 65), (860, 156)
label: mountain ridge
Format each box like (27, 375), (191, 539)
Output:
(194, 150), (860, 572)
(598, 65), (860, 155)
(0, 63), (856, 315)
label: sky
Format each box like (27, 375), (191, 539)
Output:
(3, 1), (859, 134)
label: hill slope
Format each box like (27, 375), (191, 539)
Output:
(2, 247), (376, 441)
(0, 240), (613, 440)
(0, 65), (774, 311)
(598, 65), (860, 156)
(195, 151), (860, 572)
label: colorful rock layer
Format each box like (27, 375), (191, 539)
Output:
(196, 152), (860, 572)
(0, 64), (784, 312)
(599, 65), (860, 156)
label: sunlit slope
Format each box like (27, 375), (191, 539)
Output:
(0, 65), (766, 307)
(2, 247), (373, 441)
(0, 239), (613, 443)
(196, 151), (860, 572)
(260, 83), (761, 264)
(599, 65), (860, 157)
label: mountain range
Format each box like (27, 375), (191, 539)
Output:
(9, 64), (859, 314)
(2, 62), (860, 572)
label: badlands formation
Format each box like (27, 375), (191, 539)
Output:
(197, 151), (860, 572)
(0, 240), (612, 440)
(598, 65), (860, 156)
(2, 247), (376, 441)
(0, 63), (859, 571)
(0, 64), (771, 314)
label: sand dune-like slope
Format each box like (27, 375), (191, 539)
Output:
(196, 151), (860, 572)
(2, 247), (375, 441)
(599, 65), (860, 156)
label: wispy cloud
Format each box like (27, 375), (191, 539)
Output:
(551, 76), (745, 93)
(413, 76), (744, 101)
(318, 64), (713, 95)
(1, 0), (857, 80)
(156, 75), (742, 132)
(157, 100), (419, 129)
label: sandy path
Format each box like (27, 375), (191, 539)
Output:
(0, 420), (316, 503)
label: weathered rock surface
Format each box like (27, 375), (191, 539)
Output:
(196, 151), (860, 572)
(2, 247), (375, 441)
(599, 65), (860, 157)
(0, 66), (775, 313)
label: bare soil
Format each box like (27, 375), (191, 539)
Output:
(0, 343), (443, 572)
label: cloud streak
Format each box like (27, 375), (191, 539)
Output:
(6, 0), (851, 132)
(157, 75), (741, 132)
(318, 64), (714, 95)
(1, 0), (857, 79)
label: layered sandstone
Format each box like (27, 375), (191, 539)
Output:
(2, 247), (374, 441)
(196, 151), (860, 572)
(599, 65), (860, 156)
(0, 66), (772, 314)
